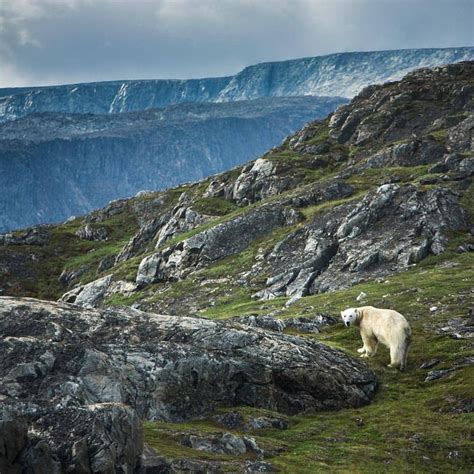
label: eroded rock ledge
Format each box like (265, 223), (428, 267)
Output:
(0, 297), (376, 472)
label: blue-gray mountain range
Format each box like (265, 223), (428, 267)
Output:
(0, 47), (472, 231)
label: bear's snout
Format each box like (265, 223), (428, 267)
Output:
(345, 321), (350, 327)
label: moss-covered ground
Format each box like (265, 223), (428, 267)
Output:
(144, 244), (473, 472)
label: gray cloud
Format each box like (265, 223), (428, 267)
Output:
(0, 0), (472, 87)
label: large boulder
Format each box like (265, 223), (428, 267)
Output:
(0, 297), (377, 418)
(60, 274), (112, 307)
(0, 297), (377, 470)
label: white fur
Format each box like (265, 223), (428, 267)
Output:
(341, 306), (411, 371)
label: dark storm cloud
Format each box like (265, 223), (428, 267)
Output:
(0, 0), (472, 87)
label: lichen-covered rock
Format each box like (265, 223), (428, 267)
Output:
(231, 158), (297, 204)
(97, 254), (116, 274)
(258, 184), (466, 298)
(365, 138), (446, 168)
(181, 432), (263, 457)
(328, 63), (473, 149)
(115, 217), (165, 263)
(0, 402), (143, 474)
(235, 314), (337, 333)
(214, 411), (290, 432)
(0, 296), (377, 471)
(58, 264), (89, 287)
(155, 204), (210, 248)
(60, 274), (112, 307)
(0, 227), (50, 246)
(136, 205), (302, 285)
(75, 224), (108, 241)
(0, 296), (377, 417)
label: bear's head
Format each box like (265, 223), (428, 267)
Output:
(340, 308), (358, 327)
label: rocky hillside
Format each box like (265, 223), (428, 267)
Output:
(0, 96), (344, 232)
(2, 47), (472, 233)
(1, 47), (472, 121)
(0, 62), (472, 472)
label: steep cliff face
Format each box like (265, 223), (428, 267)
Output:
(1, 47), (472, 121)
(0, 96), (344, 231)
(216, 47), (474, 100)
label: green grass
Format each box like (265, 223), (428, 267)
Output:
(429, 129), (449, 142)
(192, 197), (239, 216)
(304, 126), (330, 146)
(144, 247), (474, 472)
(346, 165), (432, 189)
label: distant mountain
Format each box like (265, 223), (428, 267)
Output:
(1, 47), (472, 122)
(0, 96), (344, 231)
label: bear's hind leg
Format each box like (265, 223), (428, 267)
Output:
(388, 344), (403, 369)
(400, 336), (411, 371)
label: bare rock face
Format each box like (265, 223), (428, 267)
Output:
(0, 403), (143, 474)
(257, 184), (466, 298)
(75, 224), (108, 241)
(136, 205), (302, 285)
(0, 297), (377, 472)
(60, 274), (112, 307)
(115, 216), (166, 264)
(155, 204), (210, 249)
(0, 227), (50, 246)
(327, 62), (474, 148)
(231, 158), (297, 205)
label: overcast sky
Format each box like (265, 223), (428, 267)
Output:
(0, 0), (472, 88)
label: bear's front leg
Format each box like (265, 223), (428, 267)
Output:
(359, 332), (378, 358)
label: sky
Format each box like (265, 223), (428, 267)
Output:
(0, 0), (472, 88)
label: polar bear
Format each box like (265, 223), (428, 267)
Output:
(340, 306), (411, 371)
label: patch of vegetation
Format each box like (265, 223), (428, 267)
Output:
(145, 246), (474, 472)
(304, 126), (330, 146)
(192, 197), (238, 216)
(266, 150), (300, 163)
(299, 192), (367, 221)
(429, 129), (449, 142)
(346, 165), (432, 190)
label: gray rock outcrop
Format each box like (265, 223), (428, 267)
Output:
(75, 224), (109, 241)
(257, 184), (466, 298)
(60, 274), (112, 307)
(136, 205), (302, 285)
(0, 296), (377, 472)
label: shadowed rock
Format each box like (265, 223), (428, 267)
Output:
(0, 296), (376, 471)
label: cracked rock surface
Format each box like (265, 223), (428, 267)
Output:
(0, 296), (376, 472)
(257, 183), (466, 298)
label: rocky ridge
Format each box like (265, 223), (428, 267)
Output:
(1, 62), (472, 312)
(1, 47), (472, 121)
(0, 297), (376, 472)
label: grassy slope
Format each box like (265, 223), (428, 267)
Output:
(3, 128), (471, 472)
(144, 245), (473, 472)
